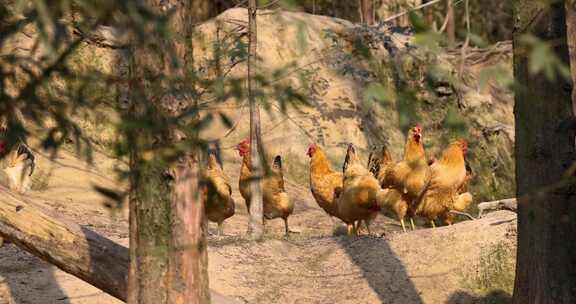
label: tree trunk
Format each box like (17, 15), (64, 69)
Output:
(0, 186), (128, 301)
(565, 3), (576, 116)
(446, 0), (455, 44)
(513, 1), (576, 303)
(359, 0), (374, 25)
(129, 0), (209, 303)
(247, 0), (264, 240)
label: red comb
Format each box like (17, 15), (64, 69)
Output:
(415, 122), (422, 129)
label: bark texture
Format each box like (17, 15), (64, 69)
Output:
(446, 0), (455, 44)
(513, 1), (576, 303)
(129, 0), (209, 303)
(359, 0), (375, 25)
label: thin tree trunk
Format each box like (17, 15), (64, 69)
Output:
(513, 1), (576, 303)
(446, 0), (455, 44)
(129, 0), (209, 303)
(359, 0), (374, 25)
(247, 0), (264, 240)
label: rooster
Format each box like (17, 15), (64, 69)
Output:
(307, 143), (343, 221)
(202, 153), (235, 235)
(337, 143), (382, 235)
(236, 139), (294, 236)
(414, 139), (473, 227)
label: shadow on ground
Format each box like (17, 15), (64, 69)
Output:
(335, 234), (424, 304)
(0, 244), (71, 304)
(446, 290), (512, 304)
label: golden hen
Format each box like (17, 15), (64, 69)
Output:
(386, 124), (430, 230)
(236, 139), (294, 235)
(414, 139), (473, 227)
(202, 153), (235, 235)
(263, 155), (295, 235)
(337, 144), (382, 235)
(367, 144), (412, 232)
(307, 143), (343, 220)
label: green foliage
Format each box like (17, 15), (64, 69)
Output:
(1, 0), (313, 209)
(520, 34), (571, 81)
(362, 83), (395, 108)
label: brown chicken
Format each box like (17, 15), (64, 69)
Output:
(386, 124), (430, 230)
(202, 153), (235, 235)
(366, 144), (412, 232)
(337, 144), (382, 235)
(263, 155), (294, 235)
(389, 123), (429, 196)
(236, 139), (253, 212)
(307, 143), (343, 220)
(440, 162), (474, 225)
(367, 143), (395, 187)
(414, 139), (473, 227)
(236, 139), (294, 235)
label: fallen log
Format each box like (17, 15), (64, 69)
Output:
(477, 198), (517, 218)
(0, 185), (129, 300)
(0, 185), (240, 304)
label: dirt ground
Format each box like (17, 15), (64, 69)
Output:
(0, 144), (517, 304)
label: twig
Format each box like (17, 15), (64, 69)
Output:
(258, 0), (281, 10)
(269, 103), (315, 140)
(438, 1), (451, 33)
(459, 0), (470, 76)
(448, 210), (476, 220)
(383, 0), (443, 23)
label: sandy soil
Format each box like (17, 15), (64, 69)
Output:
(0, 145), (516, 304)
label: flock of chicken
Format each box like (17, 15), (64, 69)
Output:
(203, 123), (473, 236)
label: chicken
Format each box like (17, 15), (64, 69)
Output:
(414, 139), (473, 227)
(262, 155), (294, 235)
(236, 139), (253, 213)
(307, 143), (343, 220)
(1, 130), (35, 194)
(202, 153), (235, 235)
(367, 143), (395, 188)
(337, 143), (382, 235)
(441, 162), (474, 225)
(367, 143), (413, 232)
(235, 139), (294, 235)
(389, 123), (429, 196)
(386, 124), (430, 230)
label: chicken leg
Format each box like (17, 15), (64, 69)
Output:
(217, 222), (224, 236)
(410, 217), (416, 230)
(347, 223), (355, 235)
(400, 218), (407, 233)
(284, 218), (290, 236)
(363, 220), (372, 235)
(430, 220), (436, 228)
